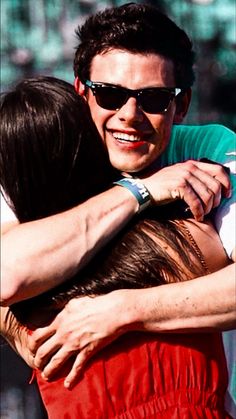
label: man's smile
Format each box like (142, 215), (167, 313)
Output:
(108, 130), (154, 149)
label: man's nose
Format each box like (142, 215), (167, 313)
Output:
(117, 97), (144, 123)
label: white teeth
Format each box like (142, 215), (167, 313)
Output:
(112, 132), (141, 142)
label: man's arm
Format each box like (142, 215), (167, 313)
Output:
(1, 160), (230, 305)
(29, 261), (236, 389)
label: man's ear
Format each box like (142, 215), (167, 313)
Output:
(174, 88), (192, 123)
(74, 77), (86, 97)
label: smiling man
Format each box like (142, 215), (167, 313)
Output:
(75, 51), (184, 174)
(1, 3), (235, 414)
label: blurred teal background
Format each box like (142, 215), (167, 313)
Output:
(0, 1), (235, 418)
(1, 0), (236, 130)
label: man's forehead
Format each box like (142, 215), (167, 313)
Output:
(89, 50), (175, 87)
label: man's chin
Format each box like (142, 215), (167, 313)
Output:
(112, 164), (150, 175)
(109, 156), (156, 175)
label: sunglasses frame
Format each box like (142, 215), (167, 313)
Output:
(84, 79), (182, 114)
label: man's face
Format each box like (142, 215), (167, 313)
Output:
(77, 50), (187, 173)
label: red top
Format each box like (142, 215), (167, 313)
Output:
(36, 331), (231, 418)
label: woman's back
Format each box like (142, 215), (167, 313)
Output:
(36, 331), (228, 418)
(35, 217), (231, 418)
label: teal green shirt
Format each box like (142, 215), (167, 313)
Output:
(159, 124), (236, 258)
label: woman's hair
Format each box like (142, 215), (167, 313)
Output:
(0, 76), (117, 222)
(11, 207), (205, 328)
(74, 3), (195, 88)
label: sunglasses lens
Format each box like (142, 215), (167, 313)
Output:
(90, 82), (175, 114)
(95, 86), (127, 110)
(140, 89), (173, 113)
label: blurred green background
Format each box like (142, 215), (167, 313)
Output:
(1, 0), (236, 130)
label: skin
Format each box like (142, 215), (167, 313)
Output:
(78, 51), (182, 173)
(1, 218), (233, 388)
(1, 52), (229, 305)
(1, 50), (235, 390)
(75, 50), (226, 216)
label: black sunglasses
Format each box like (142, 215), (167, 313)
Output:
(84, 80), (182, 114)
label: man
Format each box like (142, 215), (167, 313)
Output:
(1, 2), (235, 409)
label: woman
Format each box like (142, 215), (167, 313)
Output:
(1, 77), (231, 418)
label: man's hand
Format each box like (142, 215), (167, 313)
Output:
(27, 292), (130, 389)
(26, 262), (236, 390)
(141, 160), (231, 221)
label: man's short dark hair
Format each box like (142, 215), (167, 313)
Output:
(74, 2), (195, 88)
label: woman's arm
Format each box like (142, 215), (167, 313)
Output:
(0, 306), (34, 368)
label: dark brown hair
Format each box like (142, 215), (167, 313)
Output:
(74, 3), (195, 88)
(11, 207), (204, 328)
(0, 76), (118, 222)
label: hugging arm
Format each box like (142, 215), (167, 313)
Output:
(29, 258), (236, 389)
(0, 160), (232, 384)
(1, 76), (233, 394)
(1, 160), (230, 306)
(26, 214), (235, 388)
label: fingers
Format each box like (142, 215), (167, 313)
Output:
(29, 294), (127, 387)
(169, 167), (218, 221)
(33, 333), (61, 370)
(28, 325), (55, 358)
(175, 186), (205, 221)
(182, 167), (222, 215)
(62, 330), (120, 389)
(63, 350), (91, 389)
(39, 341), (100, 389)
(190, 167), (222, 208)
(40, 346), (95, 390)
(184, 161), (232, 216)
(144, 159), (231, 221)
(63, 340), (107, 389)
(41, 346), (76, 381)
(198, 159), (231, 197)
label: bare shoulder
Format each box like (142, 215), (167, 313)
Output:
(184, 219), (230, 273)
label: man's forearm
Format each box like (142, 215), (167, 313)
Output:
(27, 262), (235, 386)
(1, 159), (231, 306)
(122, 263), (236, 333)
(1, 186), (138, 306)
